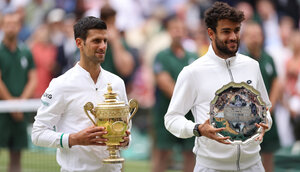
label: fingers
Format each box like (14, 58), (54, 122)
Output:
(199, 120), (231, 145)
(90, 137), (108, 146)
(255, 129), (265, 141)
(119, 139), (129, 147)
(89, 130), (108, 138)
(255, 122), (269, 130)
(254, 122), (266, 141)
(214, 127), (226, 132)
(87, 126), (106, 133)
(216, 137), (231, 144)
(208, 130), (231, 144)
(87, 127), (108, 145)
(254, 122), (268, 142)
(118, 130), (131, 147)
(10, 112), (24, 122)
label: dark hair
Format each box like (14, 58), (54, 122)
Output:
(100, 4), (116, 21)
(204, 2), (245, 32)
(73, 16), (107, 40)
(162, 13), (179, 30)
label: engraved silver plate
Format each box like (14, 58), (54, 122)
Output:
(209, 82), (267, 144)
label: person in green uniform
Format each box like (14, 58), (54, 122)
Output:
(242, 21), (281, 172)
(0, 12), (37, 172)
(152, 15), (197, 172)
(100, 4), (137, 85)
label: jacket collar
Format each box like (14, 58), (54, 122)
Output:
(207, 44), (237, 66)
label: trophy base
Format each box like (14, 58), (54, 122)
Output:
(103, 157), (124, 164)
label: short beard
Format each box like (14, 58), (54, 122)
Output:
(215, 36), (239, 57)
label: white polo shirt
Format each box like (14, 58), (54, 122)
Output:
(32, 63), (128, 172)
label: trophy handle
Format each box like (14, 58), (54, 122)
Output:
(128, 99), (138, 123)
(84, 102), (97, 126)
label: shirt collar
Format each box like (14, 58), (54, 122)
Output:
(75, 62), (103, 83)
(0, 41), (21, 52)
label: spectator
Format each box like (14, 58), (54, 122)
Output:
(28, 24), (57, 98)
(152, 14), (197, 172)
(100, 4), (137, 85)
(268, 16), (295, 147)
(241, 21), (281, 172)
(52, 14), (78, 77)
(0, 11), (37, 172)
(284, 31), (300, 141)
(256, 0), (282, 50)
(24, 0), (55, 34)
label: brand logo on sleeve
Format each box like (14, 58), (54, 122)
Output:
(43, 93), (52, 99)
(247, 80), (252, 84)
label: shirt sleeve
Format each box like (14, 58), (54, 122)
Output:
(164, 67), (197, 138)
(27, 49), (35, 70)
(153, 52), (168, 74)
(31, 78), (70, 149)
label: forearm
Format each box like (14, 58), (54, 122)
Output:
(32, 122), (70, 149)
(156, 72), (175, 99)
(164, 67), (196, 138)
(0, 80), (13, 100)
(269, 78), (281, 113)
(0, 71), (13, 100)
(20, 70), (37, 99)
(164, 112), (195, 138)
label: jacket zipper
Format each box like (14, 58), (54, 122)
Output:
(236, 144), (241, 171)
(225, 59), (241, 170)
(225, 59), (234, 82)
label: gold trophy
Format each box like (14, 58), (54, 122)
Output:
(84, 83), (138, 163)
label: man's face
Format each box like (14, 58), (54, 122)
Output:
(77, 29), (108, 64)
(2, 13), (22, 40)
(167, 18), (186, 45)
(242, 24), (263, 52)
(210, 19), (241, 58)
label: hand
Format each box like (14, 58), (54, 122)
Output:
(10, 112), (24, 122)
(255, 122), (269, 142)
(118, 130), (130, 148)
(69, 126), (108, 147)
(107, 24), (120, 42)
(199, 119), (231, 144)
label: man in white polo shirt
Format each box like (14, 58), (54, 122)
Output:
(32, 16), (129, 172)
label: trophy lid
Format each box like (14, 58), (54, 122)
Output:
(99, 83), (124, 106)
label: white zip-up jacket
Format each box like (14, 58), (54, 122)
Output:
(32, 63), (128, 172)
(164, 45), (272, 171)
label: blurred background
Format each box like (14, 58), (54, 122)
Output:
(0, 0), (299, 171)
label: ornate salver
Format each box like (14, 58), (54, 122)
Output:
(209, 82), (267, 144)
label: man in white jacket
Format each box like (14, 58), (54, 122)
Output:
(31, 16), (130, 172)
(164, 2), (271, 172)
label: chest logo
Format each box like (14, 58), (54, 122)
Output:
(20, 56), (28, 69)
(247, 80), (252, 84)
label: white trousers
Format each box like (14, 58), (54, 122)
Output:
(193, 160), (265, 172)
